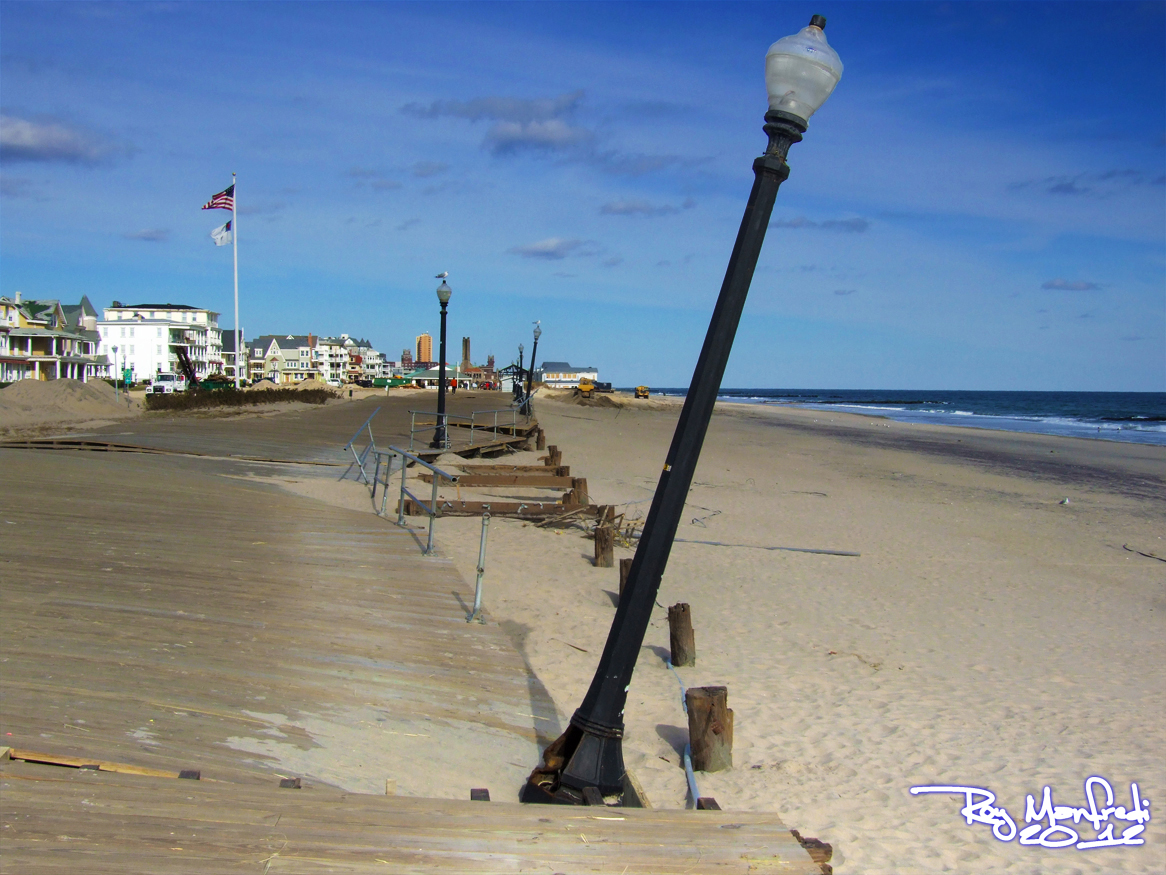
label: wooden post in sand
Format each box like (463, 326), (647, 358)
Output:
(594, 523), (614, 568)
(686, 686), (732, 772)
(618, 558), (633, 600)
(536, 429), (546, 451)
(668, 603), (696, 667)
(544, 445), (562, 467)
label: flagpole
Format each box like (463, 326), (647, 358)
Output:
(232, 172), (240, 388)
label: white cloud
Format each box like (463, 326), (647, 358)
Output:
(0, 113), (110, 164)
(508, 237), (592, 260)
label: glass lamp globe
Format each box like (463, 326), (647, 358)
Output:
(533, 324), (542, 341)
(436, 281), (452, 304)
(765, 15), (843, 123)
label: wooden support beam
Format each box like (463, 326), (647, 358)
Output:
(404, 498), (600, 519)
(419, 473), (574, 488)
(686, 686), (733, 772)
(696, 797), (722, 810)
(668, 602), (696, 668)
(594, 523), (614, 568)
(619, 558), (633, 601)
(470, 788), (491, 801)
(460, 464), (570, 476)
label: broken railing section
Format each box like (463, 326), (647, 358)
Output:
(342, 406), (382, 485)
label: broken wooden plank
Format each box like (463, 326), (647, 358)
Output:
(8, 748), (199, 780)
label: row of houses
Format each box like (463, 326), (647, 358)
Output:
(3, 293), (603, 391)
(1, 294), (459, 388)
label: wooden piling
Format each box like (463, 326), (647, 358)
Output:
(572, 478), (588, 506)
(594, 523), (614, 568)
(686, 686), (733, 772)
(668, 602), (696, 667)
(536, 429), (546, 451)
(618, 558), (633, 600)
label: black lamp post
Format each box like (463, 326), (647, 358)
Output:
(515, 343), (525, 403)
(430, 279), (452, 449)
(521, 15), (843, 805)
(523, 322), (541, 418)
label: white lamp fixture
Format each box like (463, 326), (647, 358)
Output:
(765, 14), (843, 124)
(436, 281), (452, 304)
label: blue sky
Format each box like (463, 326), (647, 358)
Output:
(2, 1), (1163, 390)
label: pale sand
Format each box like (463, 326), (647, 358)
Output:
(416, 394), (1163, 874)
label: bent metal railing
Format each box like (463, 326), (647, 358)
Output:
(371, 445), (456, 555)
(342, 406), (381, 484)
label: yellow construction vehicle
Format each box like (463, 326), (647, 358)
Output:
(635, 385), (650, 399)
(575, 377), (595, 399)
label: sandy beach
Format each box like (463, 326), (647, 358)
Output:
(3, 384), (1162, 873)
(427, 392), (1165, 874)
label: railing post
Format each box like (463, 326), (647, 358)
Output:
(397, 455), (408, 525)
(426, 471), (439, 554)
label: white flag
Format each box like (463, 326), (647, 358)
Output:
(211, 220), (232, 246)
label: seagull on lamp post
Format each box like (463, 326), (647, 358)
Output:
(435, 271), (449, 279)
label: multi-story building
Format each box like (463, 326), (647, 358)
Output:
(315, 336), (349, 384)
(97, 303), (222, 383)
(537, 361), (599, 388)
(2, 293), (99, 382)
(248, 335), (319, 384)
(461, 337), (471, 372)
(416, 333), (433, 367)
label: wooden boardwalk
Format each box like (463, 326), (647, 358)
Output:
(0, 402), (819, 873)
(0, 757), (819, 873)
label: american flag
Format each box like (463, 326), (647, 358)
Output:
(202, 184), (235, 211)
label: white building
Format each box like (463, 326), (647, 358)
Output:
(97, 303), (222, 383)
(537, 361), (599, 388)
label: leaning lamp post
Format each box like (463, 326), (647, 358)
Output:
(430, 279), (452, 449)
(521, 15), (842, 805)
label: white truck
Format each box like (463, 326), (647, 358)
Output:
(149, 373), (187, 394)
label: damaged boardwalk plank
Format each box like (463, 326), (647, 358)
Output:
(1, 760), (822, 874)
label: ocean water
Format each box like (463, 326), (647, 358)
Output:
(635, 389), (1166, 446)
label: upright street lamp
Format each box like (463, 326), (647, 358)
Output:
(521, 15), (842, 805)
(523, 322), (541, 418)
(516, 343), (525, 404)
(430, 280), (453, 449)
(111, 345), (119, 401)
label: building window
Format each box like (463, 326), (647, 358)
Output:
(120, 326), (126, 338)
(129, 327), (135, 338)
(157, 327), (162, 337)
(157, 345), (162, 355)
(129, 345), (135, 354)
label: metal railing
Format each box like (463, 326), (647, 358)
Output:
(342, 407), (381, 485)
(407, 408), (523, 452)
(371, 445), (457, 555)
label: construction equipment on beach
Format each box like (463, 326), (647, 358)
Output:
(575, 377), (595, 399)
(635, 385), (650, 399)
